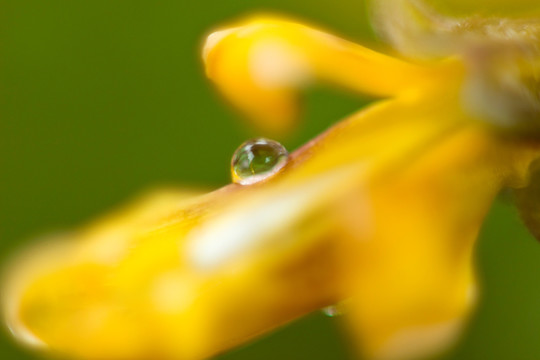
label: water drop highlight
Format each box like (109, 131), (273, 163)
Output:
(231, 138), (288, 185)
(321, 303), (346, 317)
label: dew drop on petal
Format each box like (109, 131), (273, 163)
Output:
(231, 138), (288, 185)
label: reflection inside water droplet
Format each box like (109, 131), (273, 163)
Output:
(321, 303), (346, 317)
(231, 138), (288, 185)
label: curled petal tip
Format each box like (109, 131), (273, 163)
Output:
(202, 28), (237, 66)
(202, 16), (439, 134)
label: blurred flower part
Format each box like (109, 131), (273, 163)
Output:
(4, 1), (540, 360)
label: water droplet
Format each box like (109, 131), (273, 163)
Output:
(321, 303), (346, 317)
(231, 138), (288, 185)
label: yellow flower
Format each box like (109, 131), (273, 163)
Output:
(4, 1), (540, 360)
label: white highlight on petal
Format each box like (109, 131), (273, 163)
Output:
(378, 319), (462, 360)
(2, 235), (73, 350)
(186, 167), (362, 270)
(249, 39), (311, 88)
(6, 324), (45, 349)
(202, 28), (238, 63)
(187, 184), (320, 270)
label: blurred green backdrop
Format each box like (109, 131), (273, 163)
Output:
(1, 1), (540, 359)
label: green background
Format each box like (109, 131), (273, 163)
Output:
(1, 1), (540, 359)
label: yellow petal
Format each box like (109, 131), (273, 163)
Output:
(5, 67), (528, 359)
(5, 14), (540, 360)
(203, 16), (443, 133)
(349, 133), (540, 360)
(344, 128), (496, 360)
